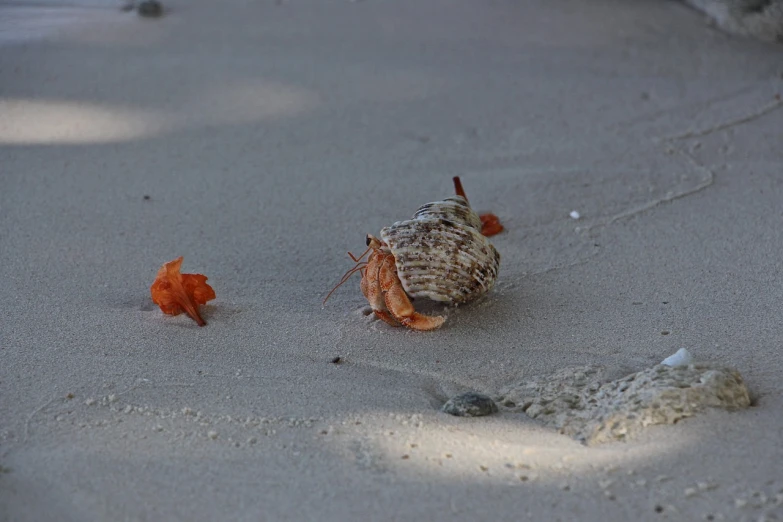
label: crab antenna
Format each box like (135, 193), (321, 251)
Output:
(453, 176), (469, 204)
(348, 244), (372, 263)
(323, 245), (373, 305)
(322, 263), (366, 305)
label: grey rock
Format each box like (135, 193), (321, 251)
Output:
(496, 364), (750, 445)
(441, 392), (498, 417)
(137, 0), (163, 18)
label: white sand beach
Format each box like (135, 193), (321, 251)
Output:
(1, 0), (782, 520)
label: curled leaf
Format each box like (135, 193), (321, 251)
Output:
(150, 257), (216, 326)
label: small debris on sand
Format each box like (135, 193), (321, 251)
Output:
(441, 392), (499, 417)
(662, 348), (693, 367)
(137, 0), (163, 18)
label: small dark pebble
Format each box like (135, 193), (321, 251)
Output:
(661, 331), (670, 335)
(441, 392), (498, 417)
(137, 0), (163, 17)
(143, 195), (151, 200)
(331, 356), (342, 364)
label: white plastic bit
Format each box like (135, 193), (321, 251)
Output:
(661, 348), (693, 367)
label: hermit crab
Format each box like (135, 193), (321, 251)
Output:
(324, 177), (502, 331)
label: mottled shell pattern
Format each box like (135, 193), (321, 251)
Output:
(379, 195), (501, 304)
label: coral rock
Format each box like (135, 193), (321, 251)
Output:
(496, 364), (750, 445)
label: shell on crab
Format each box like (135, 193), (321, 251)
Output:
(379, 195), (501, 305)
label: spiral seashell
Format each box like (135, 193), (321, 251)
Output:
(379, 195), (501, 304)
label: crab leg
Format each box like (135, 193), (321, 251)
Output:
(378, 257), (445, 331)
(361, 253), (401, 327)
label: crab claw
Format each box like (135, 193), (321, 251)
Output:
(378, 257), (445, 331)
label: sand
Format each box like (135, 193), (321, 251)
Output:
(1, 0), (782, 520)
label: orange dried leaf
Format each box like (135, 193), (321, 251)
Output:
(150, 257), (216, 326)
(479, 213), (504, 237)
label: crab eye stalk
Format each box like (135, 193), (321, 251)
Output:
(366, 234), (372, 246)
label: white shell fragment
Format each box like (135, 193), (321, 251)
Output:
(569, 210), (581, 219)
(380, 196), (500, 304)
(661, 348), (693, 367)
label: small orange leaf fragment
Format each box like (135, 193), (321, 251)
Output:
(479, 213), (504, 237)
(150, 257), (216, 326)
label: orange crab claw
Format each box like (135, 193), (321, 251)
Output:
(377, 255), (445, 331)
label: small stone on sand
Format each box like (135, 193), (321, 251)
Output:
(137, 0), (163, 17)
(441, 392), (498, 417)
